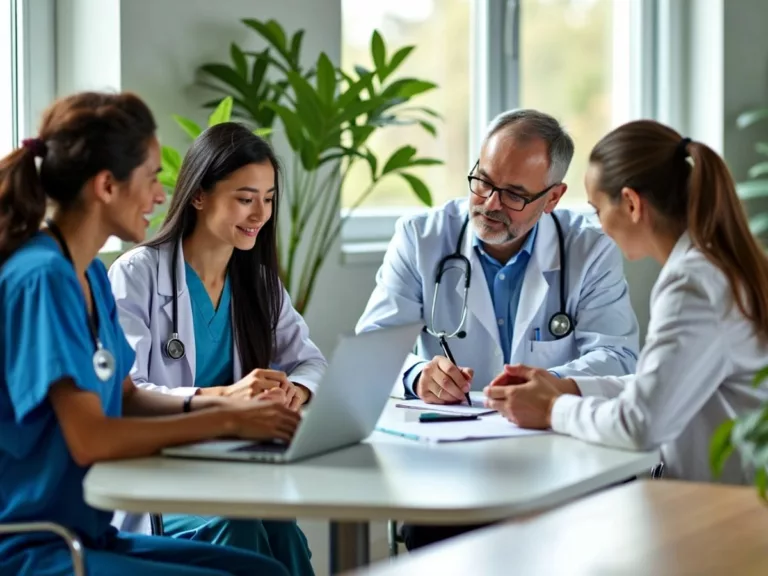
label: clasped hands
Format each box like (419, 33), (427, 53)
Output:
(198, 368), (310, 411)
(416, 357), (579, 429)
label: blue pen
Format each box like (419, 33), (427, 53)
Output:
(376, 427), (423, 442)
(534, 328), (541, 341)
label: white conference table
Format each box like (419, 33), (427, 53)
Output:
(83, 400), (659, 574)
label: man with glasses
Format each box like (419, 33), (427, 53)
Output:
(355, 108), (639, 549)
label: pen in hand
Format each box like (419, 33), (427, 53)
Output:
(438, 336), (472, 406)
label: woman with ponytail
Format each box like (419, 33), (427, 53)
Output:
(484, 119), (768, 484)
(0, 91), (293, 575)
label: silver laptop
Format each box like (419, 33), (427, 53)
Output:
(162, 322), (422, 463)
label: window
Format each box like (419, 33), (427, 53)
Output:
(517, 0), (640, 207)
(341, 0), (472, 211)
(341, 0), (656, 251)
(0, 0), (15, 157)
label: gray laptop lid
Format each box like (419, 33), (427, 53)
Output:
(283, 322), (422, 461)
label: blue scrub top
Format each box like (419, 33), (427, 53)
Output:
(184, 263), (233, 389)
(0, 233), (136, 560)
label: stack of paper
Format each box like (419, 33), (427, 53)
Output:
(376, 414), (551, 443)
(395, 391), (496, 416)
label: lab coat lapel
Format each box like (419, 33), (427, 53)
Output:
(511, 214), (560, 358)
(158, 240), (197, 383)
(455, 219), (502, 351)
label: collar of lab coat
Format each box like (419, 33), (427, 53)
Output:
(459, 210), (561, 273)
(666, 231), (693, 266)
(456, 209), (563, 355)
(156, 239), (187, 298)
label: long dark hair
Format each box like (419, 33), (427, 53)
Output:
(146, 122), (283, 373)
(590, 119), (768, 339)
(0, 91), (156, 263)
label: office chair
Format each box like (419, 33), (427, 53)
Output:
(150, 513), (165, 536)
(0, 521), (86, 576)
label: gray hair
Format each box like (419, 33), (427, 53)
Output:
(484, 109), (574, 185)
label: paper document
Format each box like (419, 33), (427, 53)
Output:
(376, 414), (550, 443)
(395, 391), (495, 416)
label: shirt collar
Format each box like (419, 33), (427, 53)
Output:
(474, 222), (538, 266)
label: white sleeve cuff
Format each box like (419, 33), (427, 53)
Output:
(550, 394), (582, 434)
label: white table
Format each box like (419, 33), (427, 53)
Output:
(83, 400), (659, 574)
(349, 480), (768, 576)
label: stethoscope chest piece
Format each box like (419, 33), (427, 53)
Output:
(165, 334), (186, 360)
(93, 347), (116, 382)
(548, 312), (572, 339)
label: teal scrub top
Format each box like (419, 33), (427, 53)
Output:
(0, 233), (135, 567)
(184, 263), (233, 389)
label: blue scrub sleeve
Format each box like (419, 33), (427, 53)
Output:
(3, 267), (105, 423)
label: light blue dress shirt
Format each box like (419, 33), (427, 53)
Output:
(184, 263), (234, 389)
(474, 223), (538, 364)
(403, 224), (538, 394)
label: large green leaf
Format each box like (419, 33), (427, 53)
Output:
(737, 108), (768, 130)
(337, 71), (376, 110)
(199, 64), (254, 99)
(364, 149), (378, 180)
(161, 146), (182, 174)
(383, 46), (414, 80)
(418, 120), (437, 136)
(316, 53), (337, 106)
(242, 18), (292, 64)
(286, 70), (326, 139)
(158, 171), (177, 190)
(709, 418), (735, 477)
(250, 49), (270, 87)
(290, 30), (304, 65)
(300, 139), (319, 171)
(754, 365), (768, 387)
(748, 162), (768, 179)
(757, 142), (768, 156)
(371, 31), (387, 77)
(208, 97), (233, 126)
(737, 179), (768, 200)
(757, 467), (768, 501)
(382, 78), (437, 100)
(409, 158), (443, 167)
(383, 145), (417, 174)
(262, 102), (305, 152)
(749, 213), (768, 236)
(348, 125), (375, 148)
(333, 96), (387, 126)
(172, 115), (203, 140)
(230, 43), (248, 78)
(400, 173), (432, 206)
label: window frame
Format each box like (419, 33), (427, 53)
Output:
(341, 0), (663, 262)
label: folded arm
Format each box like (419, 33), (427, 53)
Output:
(551, 272), (726, 451)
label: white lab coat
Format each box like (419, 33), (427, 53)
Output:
(356, 199), (640, 393)
(107, 240), (327, 534)
(552, 232), (768, 484)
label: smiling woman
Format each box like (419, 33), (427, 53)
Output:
(107, 122), (325, 574)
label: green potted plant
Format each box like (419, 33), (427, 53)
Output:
(734, 107), (768, 236)
(176, 18), (443, 313)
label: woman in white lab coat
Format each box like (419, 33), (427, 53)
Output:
(484, 119), (768, 485)
(109, 122), (324, 575)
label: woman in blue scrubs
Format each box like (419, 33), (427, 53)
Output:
(108, 122), (323, 575)
(0, 91), (297, 576)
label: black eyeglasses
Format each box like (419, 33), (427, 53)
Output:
(467, 161), (559, 211)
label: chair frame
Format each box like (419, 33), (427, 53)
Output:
(0, 521), (86, 576)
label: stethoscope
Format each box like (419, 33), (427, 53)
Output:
(164, 240), (186, 360)
(425, 212), (573, 352)
(46, 220), (116, 382)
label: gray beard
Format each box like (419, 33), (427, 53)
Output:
(470, 207), (517, 245)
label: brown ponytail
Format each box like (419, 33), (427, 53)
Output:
(0, 145), (47, 263)
(590, 119), (768, 339)
(0, 91), (157, 265)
